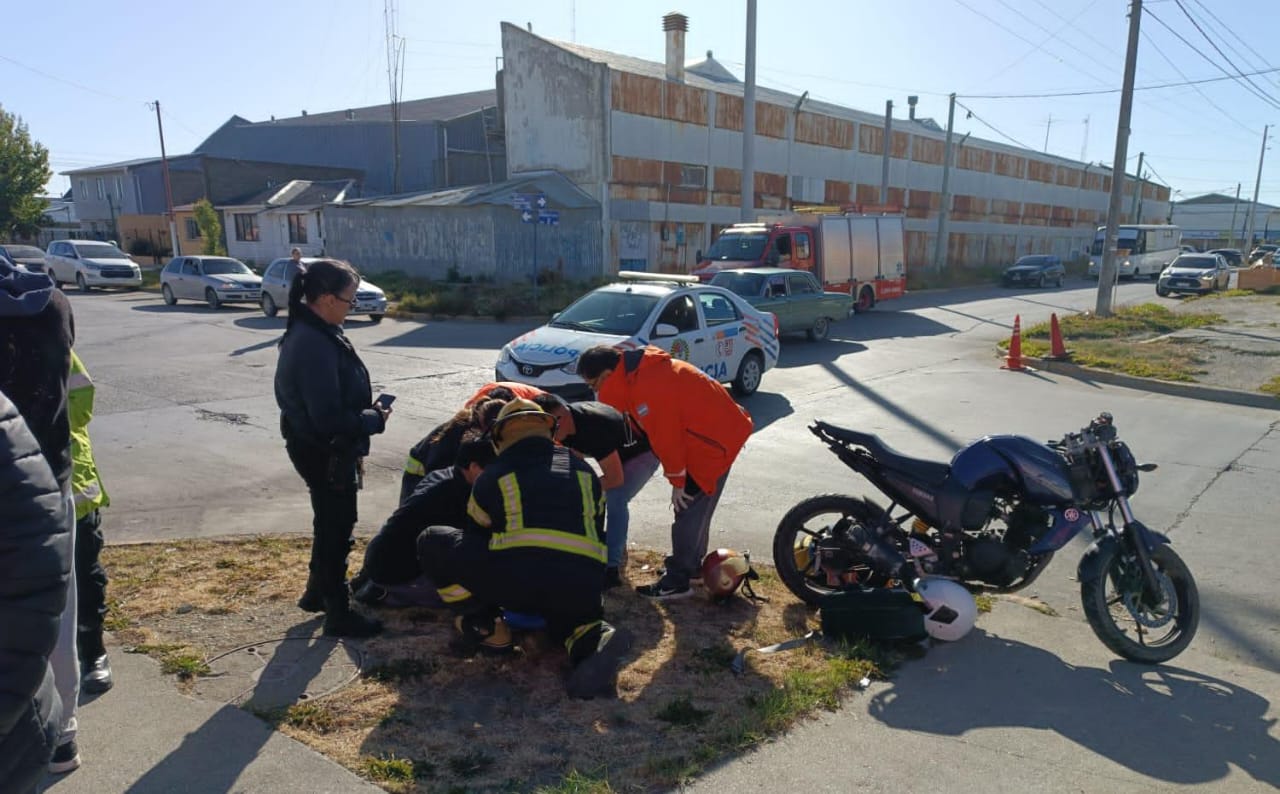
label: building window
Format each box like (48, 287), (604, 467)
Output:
(79, 180), (88, 200)
(95, 177), (105, 199)
(233, 213), (260, 242)
(287, 213), (308, 244)
(185, 219), (201, 240)
(679, 165), (707, 189)
(114, 176), (124, 201)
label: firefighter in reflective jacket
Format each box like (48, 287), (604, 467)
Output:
(417, 398), (633, 699)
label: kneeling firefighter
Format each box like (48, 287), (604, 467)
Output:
(417, 399), (632, 699)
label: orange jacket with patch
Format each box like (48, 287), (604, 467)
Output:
(596, 347), (752, 494)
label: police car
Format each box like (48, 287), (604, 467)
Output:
(495, 272), (780, 399)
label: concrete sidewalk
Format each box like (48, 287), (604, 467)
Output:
(43, 637), (381, 794)
(687, 602), (1280, 794)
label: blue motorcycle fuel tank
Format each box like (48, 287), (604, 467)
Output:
(949, 435), (1075, 506)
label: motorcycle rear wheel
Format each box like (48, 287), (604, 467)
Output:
(772, 494), (887, 607)
(1081, 543), (1199, 664)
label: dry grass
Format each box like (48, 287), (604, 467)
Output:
(102, 537), (899, 793)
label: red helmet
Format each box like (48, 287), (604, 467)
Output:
(700, 548), (760, 601)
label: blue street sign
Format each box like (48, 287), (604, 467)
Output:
(511, 192), (546, 211)
(537, 210), (560, 226)
(520, 210), (534, 223)
(535, 194), (548, 209)
(511, 195), (531, 210)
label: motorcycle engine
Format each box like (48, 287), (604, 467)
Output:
(960, 501), (1046, 587)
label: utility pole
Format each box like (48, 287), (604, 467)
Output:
(1243, 124), (1271, 254)
(385, 0), (405, 193)
(1080, 115), (1089, 162)
(151, 101), (180, 257)
(1129, 151), (1144, 223)
(1228, 182), (1241, 250)
(741, 0), (757, 222)
(933, 93), (957, 271)
(1096, 0), (1143, 317)
(786, 91), (808, 211)
(880, 100), (893, 205)
(1043, 113), (1053, 153)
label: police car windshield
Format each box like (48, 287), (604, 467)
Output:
(704, 232), (767, 261)
(551, 290), (661, 336)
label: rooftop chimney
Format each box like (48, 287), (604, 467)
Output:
(345, 109), (355, 121)
(301, 110), (308, 116)
(663, 12), (688, 83)
(907, 95), (918, 121)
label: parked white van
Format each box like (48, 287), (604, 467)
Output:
(44, 240), (142, 291)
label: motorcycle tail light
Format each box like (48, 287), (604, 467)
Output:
(911, 518), (931, 534)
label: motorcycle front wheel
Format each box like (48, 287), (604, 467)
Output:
(1081, 543), (1199, 664)
(772, 494), (887, 607)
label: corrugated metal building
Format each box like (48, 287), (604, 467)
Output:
(194, 91), (505, 196)
(498, 16), (1170, 273)
(1171, 193), (1280, 250)
(323, 171), (601, 281)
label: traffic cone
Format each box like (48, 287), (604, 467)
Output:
(1002, 315), (1026, 371)
(1048, 313), (1071, 360)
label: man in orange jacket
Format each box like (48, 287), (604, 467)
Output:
(576, 345), (752, 599)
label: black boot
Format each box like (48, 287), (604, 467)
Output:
(566, 622), (633, 699)
(298, 572), (325, 613)
(322, 596), (383, 638)
(78, 630), (113, 694)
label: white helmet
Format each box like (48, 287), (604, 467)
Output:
(914, 577), (977, 642)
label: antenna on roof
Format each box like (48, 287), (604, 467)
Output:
(527, 22), (532, 32)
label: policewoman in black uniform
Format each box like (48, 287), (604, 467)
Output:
(274, 259), (389, 637)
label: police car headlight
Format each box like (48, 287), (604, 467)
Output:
(561, 357), (579, 375)
(497, 345), (512, 365)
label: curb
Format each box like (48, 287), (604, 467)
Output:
(1021, 355), (1280, 411)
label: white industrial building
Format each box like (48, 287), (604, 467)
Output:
(498, 13), (1169, 273)
(1171, 193), (1280, 251)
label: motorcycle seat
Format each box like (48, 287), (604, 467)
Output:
(815, 421), (951, 486)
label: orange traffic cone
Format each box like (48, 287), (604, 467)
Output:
(1002, 315), (1026, 371)
(1048, 313), (1071, 360)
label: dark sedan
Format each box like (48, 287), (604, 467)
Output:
(1208, 248), (1244, 267)
(1001, 255), (1065, 288)
(0, 244), (48, 273)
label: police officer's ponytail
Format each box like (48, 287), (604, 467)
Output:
(284, 259), (359, 333)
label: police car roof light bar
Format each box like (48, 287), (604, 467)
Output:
(617, 271), (700, 285)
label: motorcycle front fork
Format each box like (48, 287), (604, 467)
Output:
(1089, 498), (1165, 603)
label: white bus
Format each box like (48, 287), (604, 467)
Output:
(1088, 225), (1182, 280)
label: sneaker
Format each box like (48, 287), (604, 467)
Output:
(635, 576), (693, 600)
(603, 567), (623, 590)
(454, 614), (515, 654)
(49, 740), (80, 774)
(566, 625), (634, 699)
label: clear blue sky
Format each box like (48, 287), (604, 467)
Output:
(4, 0), (1278, 205)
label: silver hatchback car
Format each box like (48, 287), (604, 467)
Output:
(259, 256), (387, 322)
(160, 255), (262, 309)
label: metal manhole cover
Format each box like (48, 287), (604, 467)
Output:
(192, 636), (364, 709)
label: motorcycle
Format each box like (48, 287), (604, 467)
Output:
(773, 412), (1199, 664)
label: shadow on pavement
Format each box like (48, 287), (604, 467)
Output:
(131, 304), (255, 315)
(739, 390), (794, 433)
(371, 319), (541, 351)
(774, 338), (866, 369)
(819, 359), (962, 455)
(126, 617), (336, 793)
(868, 630), (1280, 787)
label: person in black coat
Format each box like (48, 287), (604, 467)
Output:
(0, 390), (73, 793)
(274, 259), (390, 638)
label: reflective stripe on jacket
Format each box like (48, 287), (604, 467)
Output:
(466, 438), (605, 565)
(69, 351), (109, 519)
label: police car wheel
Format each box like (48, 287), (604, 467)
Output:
(732, 351), (764, 397)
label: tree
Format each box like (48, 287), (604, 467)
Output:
(0, 105), (52, 240)
(192, 198), (226, 256)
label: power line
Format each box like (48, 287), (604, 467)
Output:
(954, 100), (1036, 151)
(0, 53), (140, 106)
(1187, 0), (1277, 84)
(1172, 0), (1280, 107)
(960, 64), (1280, 98)
(1141, 158), (1171, 187)
(985, 0), (1104, 79)
(1138, 29), (1256, 136)
(1144, 6), (1280, 110)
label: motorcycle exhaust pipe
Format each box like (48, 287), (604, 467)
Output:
(845, 522), (908, 578)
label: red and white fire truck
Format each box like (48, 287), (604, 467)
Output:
(692, 206), (907, 312)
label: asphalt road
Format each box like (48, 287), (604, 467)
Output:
(72, 275), (1280, 683)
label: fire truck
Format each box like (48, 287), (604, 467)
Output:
(692, 205), (907, 312)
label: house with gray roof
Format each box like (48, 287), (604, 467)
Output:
(218, 179), (357, 264)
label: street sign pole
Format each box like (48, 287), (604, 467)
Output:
(533, 218), (539, 308)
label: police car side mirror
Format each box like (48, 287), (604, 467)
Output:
(653, 322), (679, 338)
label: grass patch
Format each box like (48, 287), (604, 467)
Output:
(1006, 304), (1220, 381)
(360, 755), (416, 783)
(101, 539), (925, 792)
(1262, 375), (1280, 397)
(370, 269), (609, 319)
(974, 593), (995, 614)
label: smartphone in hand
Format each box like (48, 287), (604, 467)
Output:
(375, 393), (396, 410)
